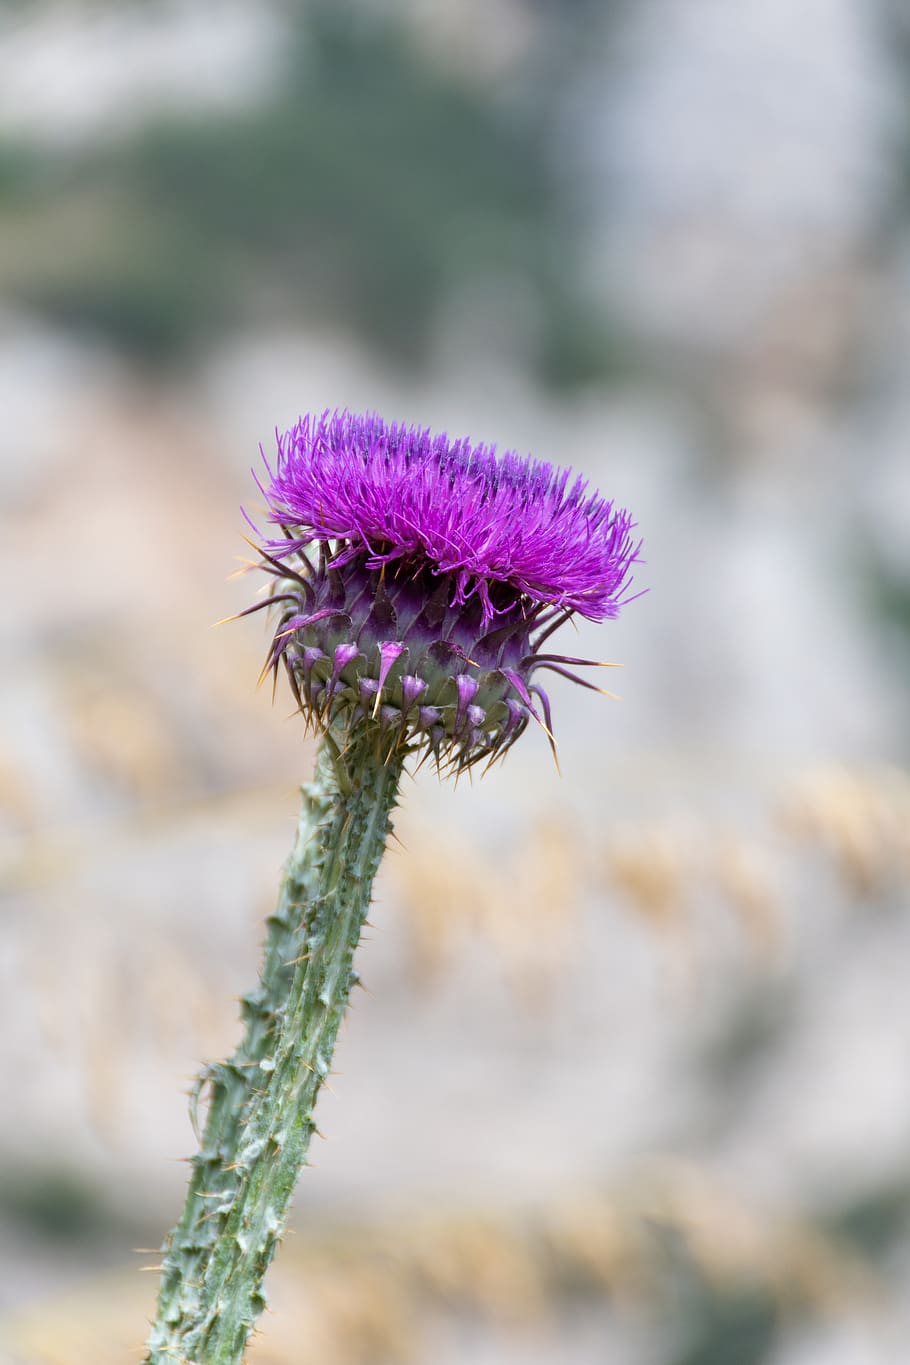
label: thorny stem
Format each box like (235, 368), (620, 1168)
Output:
(146, 724), (404, 1364)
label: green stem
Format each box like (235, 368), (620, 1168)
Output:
(146, 724), (403, 1364)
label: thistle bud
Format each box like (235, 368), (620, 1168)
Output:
(248, 410), (642, 771)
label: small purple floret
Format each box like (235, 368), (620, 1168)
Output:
(260, 410), (641, 624)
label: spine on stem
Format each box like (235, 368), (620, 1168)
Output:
(146, 725), (403, 1365)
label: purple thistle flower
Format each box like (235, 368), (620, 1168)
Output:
(246, 409), (642, 771)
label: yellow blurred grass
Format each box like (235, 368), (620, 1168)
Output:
(1, 1173), (876, 1365)
(4, 763), (908, 1141)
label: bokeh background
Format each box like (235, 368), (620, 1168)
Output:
(2, 2), (910, 1362)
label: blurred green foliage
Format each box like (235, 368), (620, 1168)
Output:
(0, 1167), (111, 1242)
(0, 6), (621, 384)
(662, 1285), (778, 1365)
(824, 1175), (910, 1259)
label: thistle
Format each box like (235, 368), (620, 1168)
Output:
(146, 410), (641, 1364)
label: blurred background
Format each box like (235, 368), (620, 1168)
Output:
(1, 1), (909, 1362)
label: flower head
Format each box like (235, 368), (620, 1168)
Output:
(246, 410), (642, 771)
